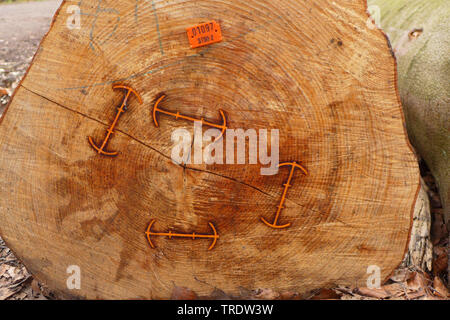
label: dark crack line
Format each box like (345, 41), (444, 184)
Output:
(185, 166), (335, 220)
(20, 86), (343, 223)
(187, 166), (274, 199)
(21, 84), (171, 162)
(19, 86), (349, 226)
(18, 85), (291, 206)
(21, 84), (339, 221)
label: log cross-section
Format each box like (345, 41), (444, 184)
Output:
(0, 0), (419, 299)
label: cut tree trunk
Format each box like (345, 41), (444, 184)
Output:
(0, 0), (420, 299)
(368, 0), (450, 221)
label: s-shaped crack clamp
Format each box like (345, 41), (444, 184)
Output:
(152, 95), (228, 139)
(261, 162), (308, 229)
(88, 85), (143, 156)
(145, 220), (219, 250)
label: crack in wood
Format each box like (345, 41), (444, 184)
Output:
(18, 84), (301, 209)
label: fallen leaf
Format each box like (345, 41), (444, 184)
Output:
(406, 271), (430, 292)
(15, 291), (28, 300)
(335, 286), (354, 295)
(405, 289), (426, 300)
(7, 266), (18, 278)
(254, 289), (280, 300)
(355, 287), (390, 299)
(0, 286), (20, 300)
(171, 286), (198, 300)
(310, 288), (342, 300)
(382, 283), (406, 298)
(279, 291), (298, 300)
(390, 268), (408, 283)
(433, 276), (449, 298)
(0, 264), (8, 277)
(31, 279), (41, 297)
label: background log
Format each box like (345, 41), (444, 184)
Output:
(368, 0), (449, 221)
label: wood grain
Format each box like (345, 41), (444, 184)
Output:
(0, 0), (420, 299)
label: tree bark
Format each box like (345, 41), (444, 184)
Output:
(402, 182), (432, 272)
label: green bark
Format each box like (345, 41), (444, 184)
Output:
(369, 0), (450, 219)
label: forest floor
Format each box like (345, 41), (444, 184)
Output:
(0, 0), (448, 300)
(0, 0), (61, 115)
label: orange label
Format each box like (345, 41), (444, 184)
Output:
(186, 21), (222, 49)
